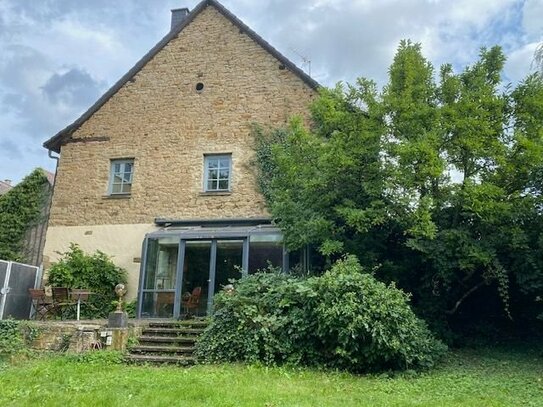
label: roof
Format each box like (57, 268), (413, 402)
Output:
(43, 170), (55, 185)
(0, 180), (12, 195)
(147, 223), (282, 240)
(43, 0), (320, 153)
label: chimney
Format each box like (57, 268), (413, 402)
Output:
(171, 8), (189, 30)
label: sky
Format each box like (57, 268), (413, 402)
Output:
(0, 0), (541, 184)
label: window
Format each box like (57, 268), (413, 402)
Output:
(109, 159), (134, 195)
(248, 234), (283, 273)
(204, 154), (231, 192)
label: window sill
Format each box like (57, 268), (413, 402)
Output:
(199, 191), (232, 196)
(102, 194), (131, 200)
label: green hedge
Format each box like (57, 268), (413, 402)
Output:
(196, 256), (447, 372)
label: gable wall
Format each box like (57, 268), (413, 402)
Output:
(48, 5), (316, 227)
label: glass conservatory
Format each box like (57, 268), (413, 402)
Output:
(136, 221), (304, 318)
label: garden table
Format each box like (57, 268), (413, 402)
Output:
(70, 289), (93, 321)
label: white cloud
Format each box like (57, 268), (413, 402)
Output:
(505, 41), (540, 83)
(522, 0), (543, 40)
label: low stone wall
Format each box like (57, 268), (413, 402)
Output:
(27, 320), (146, 353)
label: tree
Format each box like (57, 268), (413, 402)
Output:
(255, 41), (543, 338)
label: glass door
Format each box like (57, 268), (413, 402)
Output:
(138, 235), (255, 318)
(140, 237), (179, 318)
(209, 240), (244, 312)
(178, 239), (246, 317)
(180, 240), (211, 317)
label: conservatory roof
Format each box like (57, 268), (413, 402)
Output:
(146, 224), (282, 240)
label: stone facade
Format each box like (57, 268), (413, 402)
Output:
(48, 5), (316, 227)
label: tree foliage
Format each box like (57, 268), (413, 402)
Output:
(0, 169), (49, 261)
(255, 41), (543, 338)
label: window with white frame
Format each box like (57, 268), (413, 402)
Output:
(204, 154), (231, 192)
(109, 159), (134, 195)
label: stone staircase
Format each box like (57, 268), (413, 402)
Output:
(126, 320), (208, 365)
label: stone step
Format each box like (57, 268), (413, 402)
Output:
(142, 327), (206, 336)
(148, 320), (209, 329)
(131, 345), (194, 354)
(138, 335), (199, 344)
(126, 354), (196, 365)
(127, 319), (207, 365)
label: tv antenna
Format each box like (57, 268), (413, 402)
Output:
(289, 47), (312, 77)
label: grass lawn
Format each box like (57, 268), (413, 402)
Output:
(0, 346), (542, 407)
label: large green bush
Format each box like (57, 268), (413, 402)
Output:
(196, 256), (446, 372)
(312, 257), (447, 370)
(196, 271), (319, 366)
(47, 244), (127, 319)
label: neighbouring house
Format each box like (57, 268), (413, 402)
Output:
(42, 0), (319, 318)
(0, 179), (13, 195)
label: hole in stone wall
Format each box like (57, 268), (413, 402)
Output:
(196, 82), (204, 92)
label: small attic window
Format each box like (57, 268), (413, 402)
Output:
(196, 82), (204, 92)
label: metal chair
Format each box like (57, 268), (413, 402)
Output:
(28, 288), (54, 320)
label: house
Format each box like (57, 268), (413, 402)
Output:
(0, 179), (13, 195)
(42, 0), (319, 318)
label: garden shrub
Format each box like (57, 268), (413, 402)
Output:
(47, 244), (127, 319)
(0, 320), (41, 360)
(196, 256), (446, 372)
(124, 300), (137, 318)
(196, 270), (320, 365)
(311, 256), (447, 371)
(0, 320), (24, 357)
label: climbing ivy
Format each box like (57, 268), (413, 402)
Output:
(0, 319), (43, 357)
(0, 169), (50, 261)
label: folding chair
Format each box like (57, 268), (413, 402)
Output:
(28, 288), (54, 320)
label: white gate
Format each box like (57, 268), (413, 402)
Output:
(0, 260), (41, 320)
